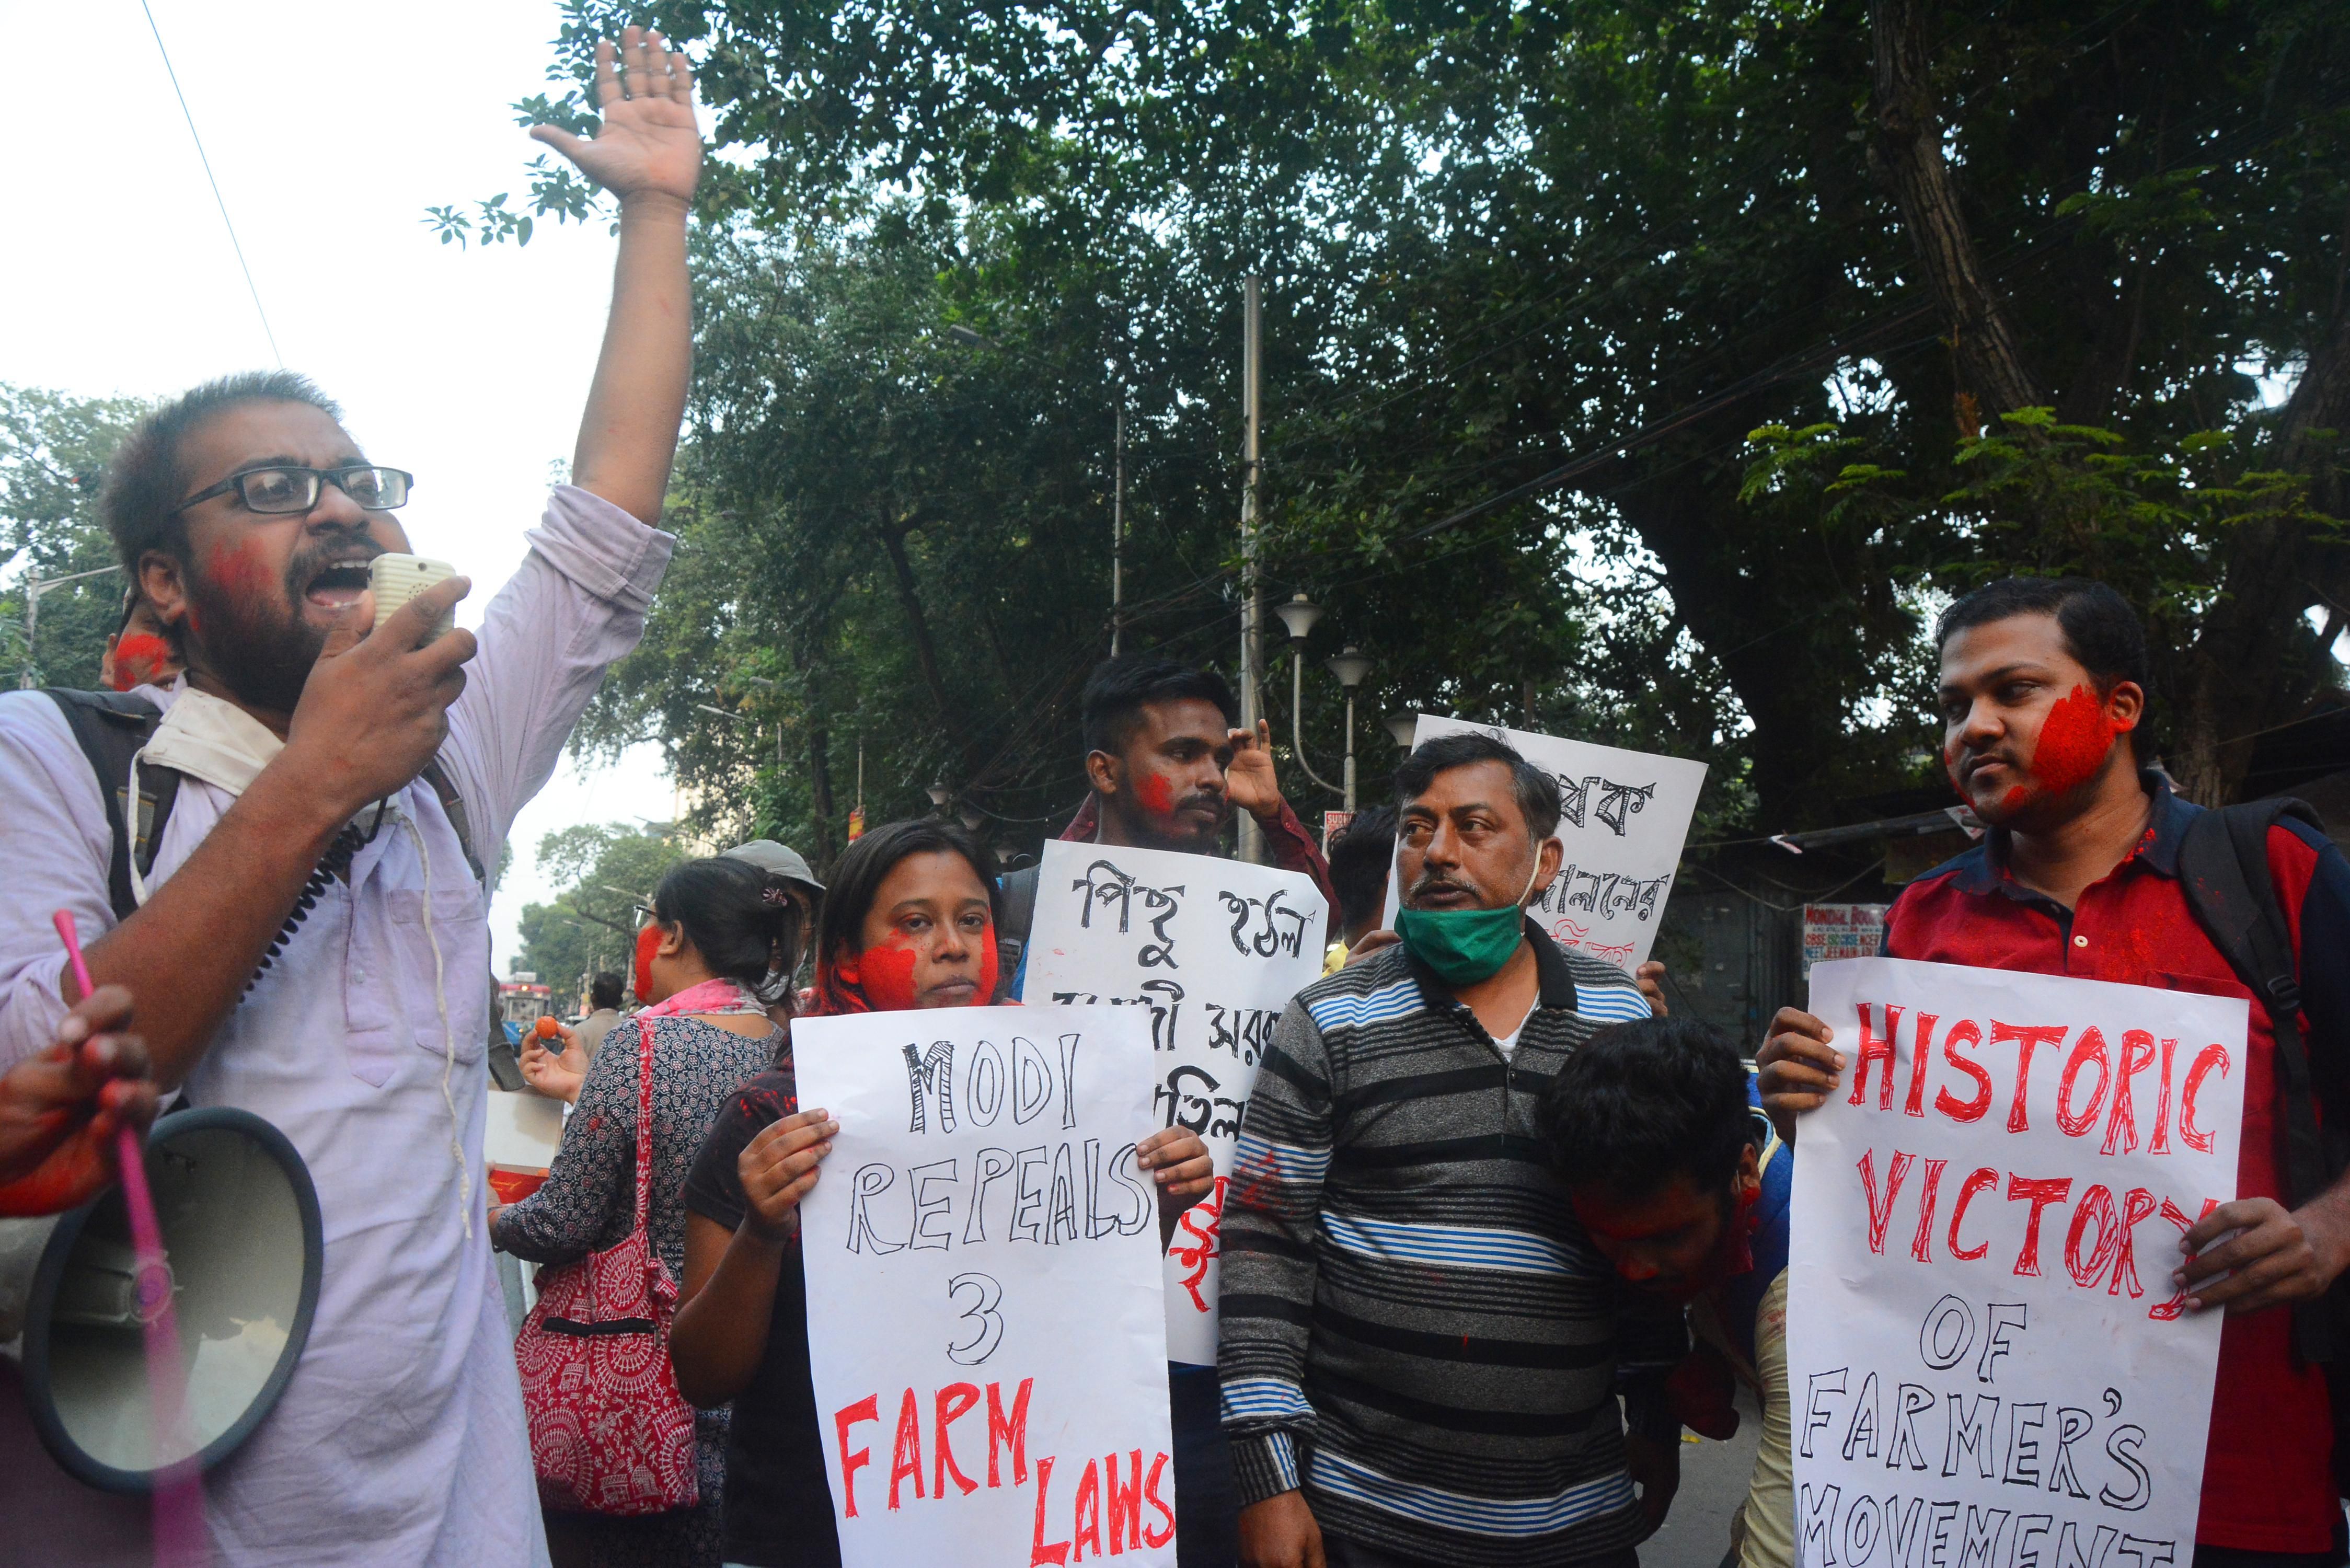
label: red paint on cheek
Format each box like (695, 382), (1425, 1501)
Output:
(206, 539), (271, 601)
(2024, 684), (2121, 800)
(977, 921), (1000, 1002)
(1136, 773), (1176, 816)
(858, 943), (920, 1011)
(632, 924), (660, 1000)
(110, 634), (173, 691)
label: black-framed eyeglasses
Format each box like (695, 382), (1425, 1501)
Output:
(175, 465), (414, 516)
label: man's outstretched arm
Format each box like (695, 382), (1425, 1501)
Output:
(534, 28), (702, 523)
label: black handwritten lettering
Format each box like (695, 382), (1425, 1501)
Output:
(944, 1273), (1004, 1365)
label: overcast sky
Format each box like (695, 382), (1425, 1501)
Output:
(4, 1), (680, 974)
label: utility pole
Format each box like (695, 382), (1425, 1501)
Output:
(1111, 398), (1126, 656)
(17, 563), (124, 689)
(1237, 278), (1265, 864)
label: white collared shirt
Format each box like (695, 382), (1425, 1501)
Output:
(0, 487), (673, 1567)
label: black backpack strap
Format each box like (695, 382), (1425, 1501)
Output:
(2176, 795), (2342, 1359)
(41, 690), (178, 921)
(417, 758), (487, 886)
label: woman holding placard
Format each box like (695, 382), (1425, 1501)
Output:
(671, 818), (1215, 1568)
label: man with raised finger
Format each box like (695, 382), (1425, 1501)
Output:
(0, 28), (700, 1566)
(1758, 577), (2350, 1567)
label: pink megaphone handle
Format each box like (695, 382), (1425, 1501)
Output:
(52, 910), (208, 1566)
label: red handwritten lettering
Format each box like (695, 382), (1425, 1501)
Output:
(1909, 1159), (1948, 1263)
(1072, 1458), (1104, 1560)
(1947, 1167), (1999, 1260)
(1142, 1451), (1176, 1549)
(2148, 1196), (2221, 1319)
(2180, 1045), (2229, 1154)
(1858, 1148), (1916, 1255)
(2103, 1031), (2156, 1156)
(1904, 1013), (1938, 1117)
(935, 1382), (981, 1496)
(1031, 1455), (1072, 1565)
(835, 1394), (880, 1518)
(989, 1377), (1034, 1486)
(2055, 1028), (2110, 1137)
(1104, 1450), (1145, 1552)
(1849, 1004), (1902, 1110)
(2006, 1176), (2073, 1277)
(1934, 1021), (1991, 1123)
(888, 1387), (926, 1509)
(1989, 1023), (2066, 1132)
(2151, 1038), (2177, 1154)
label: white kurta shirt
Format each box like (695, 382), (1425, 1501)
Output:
(0, 486), (673, 1566)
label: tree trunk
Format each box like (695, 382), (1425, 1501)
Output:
(807, 720), (837, 874)
(877, 512), (956, 727)
(1869, 0), (2045, 422)
(2171, 305), (2350, 804)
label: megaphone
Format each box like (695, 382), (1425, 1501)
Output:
(0, 1106), (321, 1492)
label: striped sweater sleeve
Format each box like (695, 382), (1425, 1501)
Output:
(1216, 996), (1335, 1506)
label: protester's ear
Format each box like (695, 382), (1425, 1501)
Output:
(137, 550), (190, 634)
(1537, 835), (1564, 890)
(1085, 749), (1121, 799)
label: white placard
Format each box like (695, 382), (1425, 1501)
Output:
(796, 1006), (1179, 1567)
(1022, 841), (1330, 1365)
(1789, 959), (2249, 1568)
(1384, 715), (1707, 973)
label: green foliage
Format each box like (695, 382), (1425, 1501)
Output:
(0, 385), (151, 689)
(485, 0), (2348, 828)
(512, 822), (684, 994)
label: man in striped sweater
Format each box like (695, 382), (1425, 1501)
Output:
(1220, 730), (1688, 1568)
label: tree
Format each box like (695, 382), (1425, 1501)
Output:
(512, 822), (684, 1000)
(0, 385), (151, 690)
(489, 0), (2347, 834)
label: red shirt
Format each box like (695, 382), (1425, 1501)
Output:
(1885, 784), (2343, 1551)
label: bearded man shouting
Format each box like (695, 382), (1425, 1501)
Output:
(0, 30), (698, 1566)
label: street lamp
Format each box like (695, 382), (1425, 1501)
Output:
(926, 778), (953, 813)
(1326, 647), (1374, 811)
(1383, 713), (1419, 751)
(16, 563), (124, 689)
(1273, 594), (1343, 797)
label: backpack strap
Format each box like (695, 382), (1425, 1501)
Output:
(2175, 795), (2343, 1360)
(418, 758), (487, 886)
(41, 690), (180, 921)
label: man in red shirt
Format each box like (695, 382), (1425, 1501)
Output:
(1760, 577), (2350, 1567)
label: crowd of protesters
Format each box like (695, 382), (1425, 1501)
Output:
(0, 24), (2342, 1568)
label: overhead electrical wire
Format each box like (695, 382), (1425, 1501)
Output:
(139, 0), (283, 367)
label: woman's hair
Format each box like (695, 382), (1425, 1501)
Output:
(814, 819), (1003, 974)
(650, 856), (804, 1007)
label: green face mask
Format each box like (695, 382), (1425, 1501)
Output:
(1395, 851), (1546, 986)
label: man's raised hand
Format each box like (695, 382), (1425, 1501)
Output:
(282, 575), (475, 825)
(531, 28), (702, 213)
(1225, 718), (1285, 821)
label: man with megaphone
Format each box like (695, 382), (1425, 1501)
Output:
(0, 27), (697, 1567)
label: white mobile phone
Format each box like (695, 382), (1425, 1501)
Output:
(368, 554), (457, 640)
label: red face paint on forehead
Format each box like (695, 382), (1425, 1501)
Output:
(1135, 772), (1176, 817)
